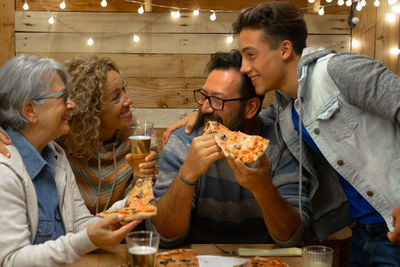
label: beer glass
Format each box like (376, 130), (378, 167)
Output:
(302, 245), (333, 267)
(126, 231), (160, 267)
(129, 122), (153, 179)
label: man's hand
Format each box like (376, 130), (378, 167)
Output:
(180, 133), (224, 183)
(227, 154), (271, 193)
(87, 215), (141, 248)
(388, 204), (400, 243)
(163, 111), (198, 146)
(0, 130), (11, 158)
(126, 150), (157, 178)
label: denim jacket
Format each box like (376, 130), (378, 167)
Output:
(264, 48), (400, 241)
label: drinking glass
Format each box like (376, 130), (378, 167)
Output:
(126, 231), (160, 267)
(129, 122), (153, 179)
(302, 245), (334, 267)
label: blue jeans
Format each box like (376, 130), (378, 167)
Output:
(348, 222), (400, 266)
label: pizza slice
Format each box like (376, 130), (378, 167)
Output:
(234, 257), (287, 267)
(156, 249), (199, 267)
(205, 121), (269, 164)
(96, 178), (157, 222)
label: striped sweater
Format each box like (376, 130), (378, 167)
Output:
(151, 115), (311, 247)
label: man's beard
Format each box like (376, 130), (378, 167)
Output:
(193, 104), (246, 132)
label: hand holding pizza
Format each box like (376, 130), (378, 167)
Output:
(227, 153), (272, 194)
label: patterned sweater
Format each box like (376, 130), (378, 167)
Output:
(150, 115), (311, 247)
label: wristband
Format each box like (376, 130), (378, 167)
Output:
(178, 169), (197, 186)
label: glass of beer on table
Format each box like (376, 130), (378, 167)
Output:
(129, 122), (153, 179)
(126, 230), (160, 267)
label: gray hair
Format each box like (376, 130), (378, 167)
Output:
(0, 54), (70, 130)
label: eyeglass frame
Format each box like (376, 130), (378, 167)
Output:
(193, 89), (253, 111)
(32, 89), (70, 105)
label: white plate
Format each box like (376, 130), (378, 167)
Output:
(197, 255), (248, 267)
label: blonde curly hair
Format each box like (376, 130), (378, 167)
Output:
(63, 56), (119, 161)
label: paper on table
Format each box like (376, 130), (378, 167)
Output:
(237, 247), (302, 257)
(197, 255), (248, 267)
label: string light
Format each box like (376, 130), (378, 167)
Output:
(226, 35), (233, 43)
(390, 47), (400, 55)
(171, 10), (180, 19)
(318, 6), (325, 15)
(385, 12), (396, 22)
(346, 0), (353, 6)
(361, 0), (367, 6)
(326, 0), (333, 2)
(101, 0), (108, 7)
(87, 37), (94, 46)
(392, 3), (400, 12)
(193, 9), (199, 16)
(338, 0), (345, 6)
(308, 0), (315, 3)
(352, 38), (360, 48)
(23, 1), (29, 10)
(388, 0), (397, 5)
(133, 34), (140, 43)
(374, 0), (381, 6)
(137, 4), (144, 14)
(210, 11), (216, 21)
(59, 1), (66, 9)
(356, 1), (363, 10)
(48, 16), (55, 24)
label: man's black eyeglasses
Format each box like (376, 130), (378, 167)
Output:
(32, 89), (70, 105)
(193, 89), (252, 111)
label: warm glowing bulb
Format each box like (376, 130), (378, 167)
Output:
(392, 3), (400, 12)
(48, 16), (55, 24)
(133, 34), (140, 43)
(226, 36), (233, 43)
(374, 0), (380, 6)
(59, 1), (66, 9)
(346, 0), (352, 6)
(386, 12), (396, 22)
(308, 0), (315, 3)
(171, 10), (180, 19)
(361, 0), (367, 6)
(23, 2), (29, 10)
(352, 39), (360, 48)
(389, 0), (397, 5)
(338, 0), (345, 6)
(326, 0), (333, 2)
(87, 37), (94, 46)
(390, 47), (400, 55)
(356, 2), (362, 10)
(101, 0), (107, 7)
(193, 9), (199, 16)
(318, 7), (325, 15)
(138, 5), (144, 14)
(210, 12), (216, 21)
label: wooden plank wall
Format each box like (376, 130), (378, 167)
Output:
(14, 9), (350, 129)
(351, 1), (399, 74)
(0, 0), (15, 65)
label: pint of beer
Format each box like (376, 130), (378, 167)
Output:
(129, 122), (153, 179)
(126, 231), (160, 267)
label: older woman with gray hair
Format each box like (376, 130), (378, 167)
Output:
(0, 55), (140, 266)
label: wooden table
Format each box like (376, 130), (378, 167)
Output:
(64, 244), (303, 267)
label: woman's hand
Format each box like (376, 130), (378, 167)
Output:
(0, 130), (11, 158)
(162, 111), (198, 146)
(125, 150), (157, 178)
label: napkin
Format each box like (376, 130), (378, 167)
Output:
(237, 247), (302, 257)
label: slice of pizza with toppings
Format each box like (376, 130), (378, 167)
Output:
(234, 257), (288, 267)
(156, 249), (199, 267)
(205, 121), (269, 164)
(96, 178), (157, 222)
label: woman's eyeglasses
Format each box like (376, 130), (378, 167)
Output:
(32, 89), (70, 105)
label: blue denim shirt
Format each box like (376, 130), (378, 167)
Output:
(6, 128), (65, 244)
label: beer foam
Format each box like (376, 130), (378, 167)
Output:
(129, 246), (157, 255)
(129, 135), (151, 140)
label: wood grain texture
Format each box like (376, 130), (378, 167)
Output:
(0, 0), (15, 66)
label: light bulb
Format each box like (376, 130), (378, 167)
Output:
(308, 0), (315, 3)
(338, 0), (345, 6)
(352, 39), (360, 48)
(101, 0), (107, 7)
(374, 0), (380, 6)
(138, 5), (144, 14)
(390, 47), (400, 55)
(318, 6), (325, 15)
(326, 0), (333, 2)
(356, 2), (362, 10)
(386, 12), (396, 22)
(48, 16), (55, 24)
(87, 37), (94, 46)
(171, 10), (180, 19)
(389, 0), (397, 5)
(226, 36), (233, 43)
(392, 3), (400, 12)
(59, 1), (66, 9)
(193, 9), (199, 16)
(133, 34), (140, 43)
(346, 0), (352, 6)
(210, 12), (216, 21)
(361, 0), (367, 6)
(23, 2), (29, 10)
